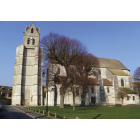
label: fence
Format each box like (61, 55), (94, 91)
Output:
(17, 105), (79, 119)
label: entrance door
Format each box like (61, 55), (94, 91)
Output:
(91, 97), (96, 105)
(25, 89), (30, 106)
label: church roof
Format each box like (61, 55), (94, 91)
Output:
(98, 58), (129, 70)
(119, 88), (137, 94)
(109, 69), (128, 76)
(55, 76), (112, 86)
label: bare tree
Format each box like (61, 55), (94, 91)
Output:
(69, 53), (99, 107)
(40, 32), (86, 108)
(117, 90), (129, 106)
(133, 67), (140, 81)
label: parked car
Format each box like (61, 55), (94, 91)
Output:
(0, 103), (2, 112)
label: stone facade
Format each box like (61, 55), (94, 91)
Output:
(12, 24), (43, 106)
(47, 58), (139, 106)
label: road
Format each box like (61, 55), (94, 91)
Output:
(0, 105), (32, 119)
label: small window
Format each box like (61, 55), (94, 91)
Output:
(57, 67), (60, 74)
(98, 70), (101, 75)
(121, 79), (124, 87)
(76, 87), (79, 96)
(91, 87), (94, 93)
(133, 96), (135, 100)
(107, 87), (109, 93)
(31, 28), (34, 33)
(27, 38), (30, 44)
(127, 96), (129, 100)
(32, 39), (35, 45)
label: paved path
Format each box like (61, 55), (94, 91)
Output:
(12, 106), (52, 119)
(0, 105), (32, 119)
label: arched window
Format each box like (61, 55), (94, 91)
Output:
(57, 67), (60, 74)
(121, 79), (124, 87)
(98, 70), (101, 75)
(107, 87), (109, 93)
(31, 28), (34, 33)
(32, 39), (35, 45)
(27, 38), (30, 44)
(91, 87), (94, 93)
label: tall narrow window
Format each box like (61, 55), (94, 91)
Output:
(91, 87), (94, 93)
(133, 96), (135, 100)
(98, 70), (101, 75)
(27, 38), (30, 44)
(107, 87), (109, 93)
(121, 79), (124, 87)
(31, 28), (34, 33)
(32, 39), (35, 45)
(57, 67), (60, 74)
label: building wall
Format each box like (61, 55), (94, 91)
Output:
(46, 66), (139, 106)
(12, 24), (43, 106)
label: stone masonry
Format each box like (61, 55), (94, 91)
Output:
(12, 24), (43, 106)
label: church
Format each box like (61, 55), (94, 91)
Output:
(47, 57), (139, 106)
(12, 24), (139, 106)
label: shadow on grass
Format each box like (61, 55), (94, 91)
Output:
(92, 114), (101, 119)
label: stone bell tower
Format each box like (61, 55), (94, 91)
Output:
(12, 24), (43, 106)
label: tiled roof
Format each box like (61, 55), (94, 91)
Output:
(55, 76), (99, 85)
(119, 88), (137, 94)
(88, 78), (99, 85)
(55, 76), (66, 84)
(98, 58), (128, 70)
(103, 79), (112, 86)
(109, 69), (128, 76)
(55, 76), (112, 86)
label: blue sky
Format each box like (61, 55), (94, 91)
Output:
(0, 21), (140, 86)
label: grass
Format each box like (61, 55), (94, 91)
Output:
(29, 105), (140, 119)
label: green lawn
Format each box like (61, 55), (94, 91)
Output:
(29, 105), (140, 119)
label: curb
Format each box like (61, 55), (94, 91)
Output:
(12, 106), (52, 119)
(12, 106), (35, 119)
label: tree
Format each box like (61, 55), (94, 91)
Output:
(133, 67), (140, 96)
(133, 67), (140, 81)
(40, 32), (86, 108)
(117, 90), (129, 106)
(74, 53), (99, 106)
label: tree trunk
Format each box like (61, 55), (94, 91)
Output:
(73, 86), (76, 111)
(60, 94), (64, 108)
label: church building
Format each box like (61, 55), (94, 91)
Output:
(12, 24), (139, 106)
(47, 58), (139, 106)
